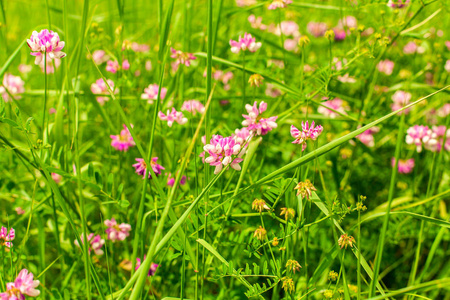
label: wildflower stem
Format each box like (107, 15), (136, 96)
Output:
(368, 113), (405, 297)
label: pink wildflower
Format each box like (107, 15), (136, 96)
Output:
(122, 60), (130, 70)
(356, 127), (380, 148)
(26, 29), (66, 65)
(170, 48), (196, 68)
(131, 43), (150, 53)
(39, 54), (61, 73)
(248, 15), (267, 30)
(290, 121), (323, 151)
(135, 256), (159, 276)
(0, 269), (40, 299)
(91, 78), (118, 105)
(0, 74), (25, 102)
(18, 64), (32, 74)
(232, 127), (252, 145)
(133, 157), (165, 179)
(104, 218), (131, 242)
(423, 126), (449, 152)
(91, 50), (109, 65)
(337, 16), (357, 29)
(284, 39), (298, 51)
(181, 100), (205, 115)
(437, 104), (450, 118)
(307, 22), (328, 37)
(141, 84), (167, 104)
(242, 101), (278, 136)
(318, 98), (348, 118)
(391, 91), (412, 114)
(204, 135), (245, 174)
(445, 60), (450, 73)
(158, 108), (188, 127)
(0, 227), (15, 248)
(387, 0), (410, 8)
(229, 33), (261, 54)
(273, 21), (300, 37)
(377, 59), (394, 75)
(268, 0), (292, 10)
(392, 158), (414, 174)
(51, 172), (62, 184)
(405, 125), (429, 152)
(333, 28), (347, 41)
(403, 41), (424, 55)
(110, 124), (135, 151)
(265, 83), (282, 98)
(167, 173), (187, 187)
(106, 60), (120, 73)
(74, 233), (105, 256)
(15, 207), (25, 215)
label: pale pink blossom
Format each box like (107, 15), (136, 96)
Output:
(337, 16), (357, 29)
(284, 39), (298, 51)
(15, 207), (25, 215)
(181, 100), (205, 115)
(356, 127), (380, 148)
(337, 73), (357, 83)
(229, 33), (261, 54)
(391, 90), (412, 114)
(248, 15), (267, 31)
(106, 60), (120, 73)
(133, 157), (165, 179)
(49, 107), (57, 114)
(18, 64), (32, 74)
(318, 98), (348, 118)
(290, 121), (323, 151)
(0, 226), (15, 248)
(387, 0), (410, 8)
(377, 59), (394, 75)
(307, 22), (328, 37)
(207, 69), (234, 90)
(272, 21), (300, 37)
(242, 101), (278, 136)
(232, 127), (252, 145)
(141, 84), (167, 104)
(423, 126), (449, 152)
(405, 125), (430, 152)
(0, 269), (40, 299)
(122, 60), (130, 70)
(333, 28), (347, 41)
(91, 50), (109, 65)
(403, 41), (425, 55)
(110, 124), (135, 151)
(27, 29), (66, 65)
(0, 74), (25, 102)
(91, 78), (118, 105)
(437, 104), (450, 117)
(51, 172), (62, 184)
(104, 218), (131, 242)
(392, 158), (414, 174)
(265, 83), (282, 98)
(131, 43), (150, 53)
(204, 135), (245, 174)
(74, 233), (105, 256)
(145, 60), (152, 71)
(268, 0), (292, 9)
(135, 256), (158, 276)
(445, 60), (450, 73)
(170, 48), (196, 68)
(158, 107), (188, 127)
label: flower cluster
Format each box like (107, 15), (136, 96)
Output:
(0, 269), (40, 299)
(204, 135), (245, 174)
(290, 121), (323, 151)
(74, 233), (105, 256)
(135, 257), (159, 277)
(0, 74), (25, 102)
(133, 157), (165, 179)
(268, 0), (292, 10)
(0, 226), (15, 248)
(307, 22), (328, 38)
(230, 33), (261, 53)
(318, 98), (348, 118)
(356, 126), (380, 148)
(377, 59), (395, 75)
(167, 173), (187, 187)
(27, 29), (66, 65)
(242, 101), (278, 136)
(110, 124), (135, 151)
(391, 90), (411, 114)
(181, 100), (205, 115)
(387, 0), (410, 9)
(294, 179), (317, 200)
(141, 84), (167, 104)
(338, 233), (355, 249)
(91, 78), (118, 105)
(406, 125), (450, 153)
(392, 158), (415, 174)
(104, 218), (132, 242)
(170, 48), (196, 70)
(158, 107), (188, 127)
(106, 60), (130, 73)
